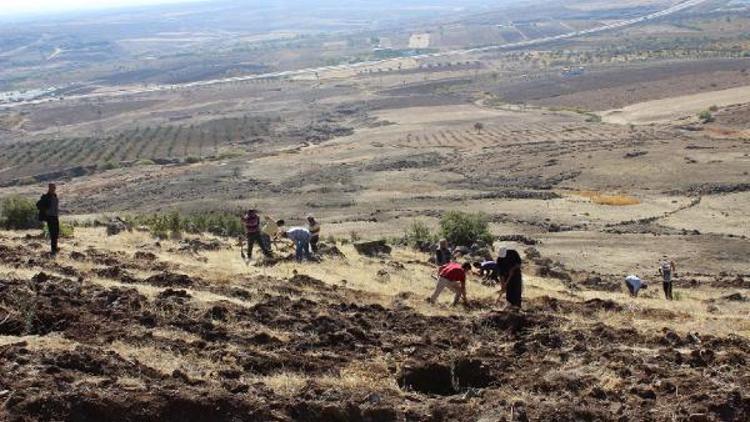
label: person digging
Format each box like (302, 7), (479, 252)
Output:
(426, 261), (471, 307)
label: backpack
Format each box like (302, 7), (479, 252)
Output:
(36, 196), (48, 222)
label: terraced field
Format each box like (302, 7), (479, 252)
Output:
(0, 115), (276, 184)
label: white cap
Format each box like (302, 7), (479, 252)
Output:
(498, 247), (508, 258)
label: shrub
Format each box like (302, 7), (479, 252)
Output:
(439, 211), (492, 247)
(0, 196), (42, 230)
(698, 110), (714, 123)
(404, 220), (437, 249)
(184, 156), (202, 164)
(44, 222), (75, 238)
(349, 231), (361, 242)
(131, 210), (245, 239)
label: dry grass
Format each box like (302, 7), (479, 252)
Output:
(253, 357), (399, 397)
(576, 190), (641, 206)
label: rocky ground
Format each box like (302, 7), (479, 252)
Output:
(1, 229), (748, 421)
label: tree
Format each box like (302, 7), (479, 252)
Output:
(474, 122), (484, 135)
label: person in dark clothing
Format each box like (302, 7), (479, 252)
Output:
(496, 248), (523, 308)
(241, 209), (272, 260)
(658, 256), (676, 300)
(36, 183), (60, 256)
(307, 215), (321, 254)
(435, 239), (452, 266)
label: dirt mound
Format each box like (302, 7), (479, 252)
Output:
(142, 272), (196, 287)
(316, 242), (345, 259)
(353, 240), (391, 257)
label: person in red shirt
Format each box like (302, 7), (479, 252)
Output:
(427, 262), (471, 306)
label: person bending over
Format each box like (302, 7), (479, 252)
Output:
(427, 261), (471, 307)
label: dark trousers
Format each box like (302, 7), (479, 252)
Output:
(247, 232), (271, 258)
(310, 234), (319, 253)
(626, 281), (636, 296)
(47, 216), (60, 255)
(506, 276), (523, 308)
(663, 282), (673, 300)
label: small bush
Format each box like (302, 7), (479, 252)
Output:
(44, 222), (75, 238)
(698, 110), (714, 123)
(404, 220), (437, 248)
(0, 196), (42, 230)
(130, 210), (245, 239)
(134, 159), (156, 166)
(439, 211), (492, 247)
(184, 156), (202, 164)
(349, 231), (361, 242)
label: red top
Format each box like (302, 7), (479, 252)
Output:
(242, 213), (260, 233)
(438, 262), (466, 283)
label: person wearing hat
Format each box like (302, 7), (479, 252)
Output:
(658, 256), (676, 300)
(625, 275), (647, 297)
(241, 209), (272, 260)
(496, 248), (523, 308)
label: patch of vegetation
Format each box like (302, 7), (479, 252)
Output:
(128, 210), (245, 239)
(44, 222), (75, 239)
(439, 211), (493, 247)
(698, 110), (715, 123)
(0, 196), (42, 230)
(576, 191), (641, 206)
(403, 220), (437, 249)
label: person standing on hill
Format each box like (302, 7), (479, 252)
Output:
(36, 183), (60, 256)
(658, 256), (676, 300)
(624, 275), (648, 297)
(241, 209), (272, 260)
(435, 239), (452, 266)
(282, 226), (312, 262)
(307, 215), (321, 254)
(497, 248), (523, 308)
(427, 261), (471, 307)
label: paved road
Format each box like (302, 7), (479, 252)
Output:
(0, 0), (709, 108)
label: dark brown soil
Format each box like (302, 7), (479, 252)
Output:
(1, 238), (749, 421)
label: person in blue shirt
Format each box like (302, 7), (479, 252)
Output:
(282, 227), (312, 262)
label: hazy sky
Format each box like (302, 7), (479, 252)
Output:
(0, 0), (207, 17)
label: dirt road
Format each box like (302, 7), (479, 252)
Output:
(601, 85), (750, 125)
